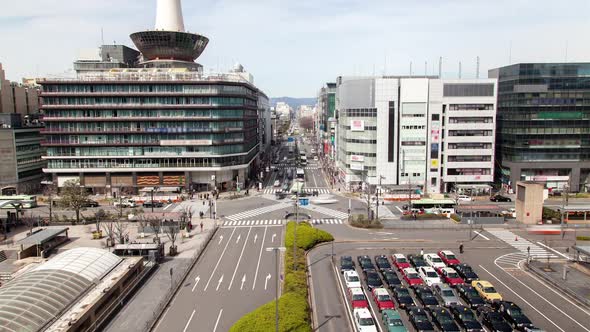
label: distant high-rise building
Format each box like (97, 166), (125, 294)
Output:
(0, 63), (40, 116)
(489, 63), (590, 193)
(39, 0), (269, 195)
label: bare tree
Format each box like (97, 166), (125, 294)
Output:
(113, 220), (129, 244)
(21, 213), (39, 237)
(164, 223), (180, 256)
(147, 217), (162, 244)
(93, 209), (108, 233)
(178, 205), (193, 231)
(299, 116), (314, 130)
(102, 216), (116, 247)
(43, 184), (57, 224)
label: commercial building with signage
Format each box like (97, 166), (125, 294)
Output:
(39, 0), (269, 194)
(489, 63), (590, 193)
(335, 76), (497, 194)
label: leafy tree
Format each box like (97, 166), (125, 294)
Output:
(59, 179), (90, 225)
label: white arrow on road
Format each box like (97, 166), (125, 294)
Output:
(216, 275), (224, 291)
(236, 234), (241, 243)
(254, 234), (258, 244)
(265, 273), (271, 290)
(240, 274), (246, 290)
(191, 276), (201, 292)
(271, 233), (276, 243)
(218, 235), (223, 245)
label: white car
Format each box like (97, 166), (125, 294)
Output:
(344, 270), (362, 288)
(353, 308), (377, 332)
(314, 156), (318, 161)
(273, 180), (281, 187)
(418, 266), (442, 286)
(456, 195), (472, 202)
(424, 253), (447, 270)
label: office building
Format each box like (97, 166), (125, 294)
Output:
(335, 76), (497, 194)
(489, 63), (590, 192)
(317, 83), (337, 159)
(0, 63), (40, 115)
(40, 0), (269, 195)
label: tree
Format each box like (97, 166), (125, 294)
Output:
(113, 220), (129, 244)
(164, 222), (180, 256)
(93, 209), (108, 233)
(147, 217), (162, 244)
(43, 184), (57, 224)
(299, 116), (314, 130)
(59, 179), (90, 225)
(22, 213), (39, 237)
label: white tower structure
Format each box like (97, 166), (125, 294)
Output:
(155, 0), (185, 32)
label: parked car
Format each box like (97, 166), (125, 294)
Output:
(82, 199), (100, 208)
(372, 288), (395, 311)
(401, 268), (423, 287)
(273, 180), (281, 187)
(495, 301), (534, 330)
(381, 309), (408, 332)
(114, 199), (137, 208)
(353, 308), (378, 332)
(349, 287), (369, 309)
(455, 264), (480, 283)
(407, 307), (435, 332)
(424, 253), (447, 270)
(142, 200), (163, 208)
(433, 283), (460, 306)
(456, 195), (472, 202)
(440, 267), (465, 286)
(314, 156), (319, 161)
(456, 284), (486, 309)
(449, 305), (484, 332)
(490, 194), (512, 202)
(418, 266), (442, 286)
(438, 250), (461, 266)
(340, 256), (355, 273)
(358, 255), (376, 272)
(430, 307), (461, 332)
(392, 253), (411, 270)
(392, 286), (415, 309)
(375, 255), (392, 270)
(472, 280), (502, 302)
(408, 254), (428, 268)
(477, 306), (512, 332)
(381, 269), (402, 288)
(344, 270), (362, 288)
(413, 286), (440, 307)
(364, 271), (383, 290)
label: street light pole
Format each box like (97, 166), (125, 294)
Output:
(376, 175), (385, 222)
(266, 247), (286, 332)
(151, 189), (154, 213)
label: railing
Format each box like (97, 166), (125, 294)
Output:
(38, 71), (253, 84)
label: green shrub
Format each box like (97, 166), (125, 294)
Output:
(450, 214), (461, 222)
(577, 236), (590, 241)
(401, 213), (447, 220)
(543, 207), (560, 220)
(284, 221), (334, 250)
(350, 220), (384, 229)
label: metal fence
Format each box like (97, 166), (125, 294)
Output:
(144, 224), (219, 331)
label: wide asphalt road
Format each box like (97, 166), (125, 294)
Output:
(154, 224), (284, 332)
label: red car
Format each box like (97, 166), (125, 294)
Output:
(372, 288), (395, 311)
(392, 253), (411, 270)
(440, 267), (465, 286)
(438, 250), (461, 266)
(402, 267), (423, 287)
(349, 287), (369, 308)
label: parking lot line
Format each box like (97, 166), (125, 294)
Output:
(478, 265), (565, 332)
(332, 259), (356, 330)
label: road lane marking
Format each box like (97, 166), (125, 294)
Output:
(218, 235), (223, 245)
(478, 265), (565, 332)
(228, 227), (252, 290)
(216, 274), (224, 291)
(191, 276), (201, 292)
(254, 233), (258, 244)
(182, 309), (196, 332)
(265, 273), (272, 290)
(474, 231), (490, 240)
(272, 233), (276, 243)
(395, 206), (403, 213)
(362, 286), (383, 332)
(236, 233), (242, 243)
(204, 228), (236, 291)
(240, 274), (246, 290)
(535, 241), (570, 259)
(252, 226), (268, 290)
(212, 309), (223, 332)
(164, 203), (173, 210)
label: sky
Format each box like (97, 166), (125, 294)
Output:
(0, 0), (589, 98)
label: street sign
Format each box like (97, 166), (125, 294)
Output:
(299, 198), (309, 206)
(288, 137), (294, 142)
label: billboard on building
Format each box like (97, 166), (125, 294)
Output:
(351, 155), (364, 162)
(350, 164), (364, 171)
(350, 120), (365, 131)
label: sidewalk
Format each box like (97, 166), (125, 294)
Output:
(527, 260), (590, 307)
(104, 218), (218, 332)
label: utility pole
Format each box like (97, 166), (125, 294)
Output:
(402, 150), (412, 212)
(266, 247), (286, 332)
(376, 175), (385, 222)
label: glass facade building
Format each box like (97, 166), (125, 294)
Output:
(489, 63), (590, 192)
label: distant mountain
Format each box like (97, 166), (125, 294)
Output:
(270, 97), (316, 109)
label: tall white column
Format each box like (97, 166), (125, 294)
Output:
(155, 0), (185, 32)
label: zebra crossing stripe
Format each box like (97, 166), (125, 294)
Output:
(486, 229), (557, 258)
(221, 219), (344, 227)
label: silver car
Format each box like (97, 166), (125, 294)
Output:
(433, 283), (460, 306)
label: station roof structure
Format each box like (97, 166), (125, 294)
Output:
(0, 247), (122, 332)
(17, 227), (69, 247)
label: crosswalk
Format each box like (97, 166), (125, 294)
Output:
(486, 229), (557, 259)
(273, 166), (320, 170)
(221, 218), (345, 227)
(300, 204), (350, 219)
(225, 202), (292, 221)
(263, 188), (331, 194)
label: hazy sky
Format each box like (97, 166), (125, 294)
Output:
(0, 0), (589, 97)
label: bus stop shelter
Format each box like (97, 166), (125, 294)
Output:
(561, 205), (590, 222)
(16, 227), (69, 259)
(572, 245), (590, 263)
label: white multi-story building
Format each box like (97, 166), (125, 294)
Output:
(335, 76), (497, 194)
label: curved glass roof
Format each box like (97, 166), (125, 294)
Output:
(0, 248), (122, 332)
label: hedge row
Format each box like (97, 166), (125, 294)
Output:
(577, 236), (590, 241)
(229, 222), (333, 332)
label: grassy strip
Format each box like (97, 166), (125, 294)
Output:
(229, 222), (334, 332)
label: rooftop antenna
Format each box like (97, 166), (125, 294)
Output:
(476, 56), (480, 79)
(410, 61), (413, 76)
(438, 57), (442, 78)
(509, 41), (512, 64)
(383, 53), (387, 76)
(424, 61), (427, 77)
(101, 27), (104, 45)
(565, 41), (569, 63)
(458, 62), (462, 79)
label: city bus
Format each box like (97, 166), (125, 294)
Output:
(0, 195), (38, 209)
(296, 168), (305, 181)
(410, 199), (456, 214)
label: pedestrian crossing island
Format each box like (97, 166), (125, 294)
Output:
(222, 219), (345, 227)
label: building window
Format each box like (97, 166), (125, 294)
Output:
(432, 114), (440, 121)
(443, 84), (494, 97)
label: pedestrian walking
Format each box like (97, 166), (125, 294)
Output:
(459, 243), (464, 254)
(200, 221), (204, 232)
(420, 248), (424, 256)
